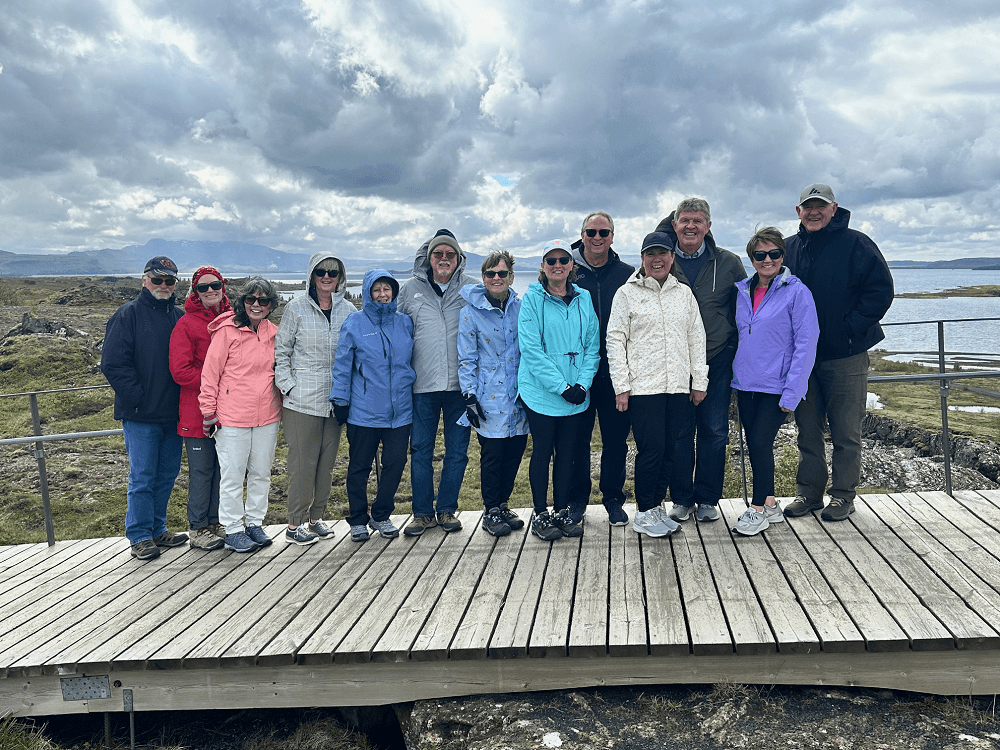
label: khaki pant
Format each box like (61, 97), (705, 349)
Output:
(283, 408), (344, 526)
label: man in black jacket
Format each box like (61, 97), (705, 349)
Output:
(101, 256), (189, 560)
(569, 211), (635, 526)
(782, 184), (894, 521)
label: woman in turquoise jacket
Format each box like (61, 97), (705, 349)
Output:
(517, 240), (600, 541)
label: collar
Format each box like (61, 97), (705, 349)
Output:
(675, 241), (707, 260)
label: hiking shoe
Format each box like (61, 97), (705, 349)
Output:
(224, 531), (258, 553)
(783, 496), (825, 517)
(821, 497), (856, 522)
(286, 526), (320, 545)
(633, 506), (680, 538)
(696, 504), (720, 522)
(403, 515), (438, 537)
(210, 523), (226, 539)
(603, 499), (628, 527)
(437, 512), (463, 532)
(763, 503), (785, 524)
(481, 507), (512, 537)
(130, 539), (161, 560)
(153, 530), (189, 548)
(498, 503), (525, 530)
(308, 519), (336, 539)
(190, 527), (224, 551)
(530, 510), (563, 541)
(369, 518), (399, 539)
(245, 525), (272, 547)
(733, 508), (769, 537)
(668, 503), (694, 522)
(350, 524), (370, 543)
(553, 507), (584, 537)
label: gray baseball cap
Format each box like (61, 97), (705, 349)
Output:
(798, 183), (836, 206)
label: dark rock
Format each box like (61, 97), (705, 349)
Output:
(5, 312), (87, 338)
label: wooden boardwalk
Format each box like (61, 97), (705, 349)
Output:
(4, 489), (1000, 717)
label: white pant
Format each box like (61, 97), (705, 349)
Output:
(216, 422), (280, 535)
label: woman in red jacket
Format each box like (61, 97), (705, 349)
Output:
(169, 266), (232, 551)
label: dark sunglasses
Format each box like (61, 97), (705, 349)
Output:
(484, 270), (510, 279)
(431, 251), (458, 260)
(584, 228), (611, 238)
(544, 256), (571, 266)
(244, 296), (274, 306)
(195, 281), (224, 292)
(149, 276), (177, 286)
(313, 268), (340, 278)
(752, 249), (784, 261)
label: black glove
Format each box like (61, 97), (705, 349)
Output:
(333, 403), (350, 425)
(561, 384), (587, 405)
(464, 393), (486, 429)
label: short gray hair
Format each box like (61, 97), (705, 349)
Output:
(580, 211), (615, 234)
(481, 249), (515, 275)
(673, 198), (711, 223)
(233, 276), (279, 328)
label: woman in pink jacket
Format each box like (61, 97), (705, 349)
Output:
(199, 277), (282, 553)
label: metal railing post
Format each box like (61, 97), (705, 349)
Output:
(937, 321), (953, 497)
(28, 393), (56, 546)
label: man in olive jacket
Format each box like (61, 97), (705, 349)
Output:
(654, 198), (747, 522)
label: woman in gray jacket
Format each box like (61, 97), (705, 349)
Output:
(275, 253), (356, 545)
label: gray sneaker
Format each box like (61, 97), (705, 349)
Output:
(286, 526), (320, 545)
(696, 504), (720, 522)
(350, 524), (370, 543)
(668, 503), (694, 522)
(369, 518), (399, 539)
(783, 496), (825, 517)
(190, 527), (224, 550)
(633, 506), (681, 538)
(308, 519), (336, 539)
(763, 503), (785, 524)
(733, 508), (769, 537)
(821, 497), (855, 522)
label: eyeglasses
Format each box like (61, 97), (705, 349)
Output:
(544, 256), (571, 266)
(431, 251), (458, 260)
(584, 228), (611, 238)
(244, 296), (274, 307)
(751, 249), (784, 261)
(484, 270), (510, 279)
(313, 268), (340, 278)
(148, 276), (177, 286)
(195, 281), (224, 292)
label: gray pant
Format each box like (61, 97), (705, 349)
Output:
(184, 436), (220, 529)
(283, 407), (344, 526)
(794, 351), (869, 502)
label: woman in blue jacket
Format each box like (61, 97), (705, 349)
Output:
(518, 240), (600, 542)
(457, 250), (529, 537)
(330, 270), (416, 543)
(731, 228), (819, 536)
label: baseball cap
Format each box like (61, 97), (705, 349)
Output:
(144, 256), (179, 276)
(542, 239), (573, 257)
(798, 184), (836, 206)
(641, 232), (675, 254)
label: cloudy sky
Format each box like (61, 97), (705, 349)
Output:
(1, 0), (998, 263)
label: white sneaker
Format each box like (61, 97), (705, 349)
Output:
(763, 503), (784, 524)
(733, 508), (769, 537)
(633, 506), (681, 538)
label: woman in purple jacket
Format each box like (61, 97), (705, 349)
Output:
(731, 227), (819, 536)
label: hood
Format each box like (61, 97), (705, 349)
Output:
(797, 206), (852, 238)
(411, 236), (469, 284)
(307, 251), (347, 293)
(571, 242), (623, 271)
(183, 286), (232, 318)
(461, 282), (518, 310)
(206, 310), (237, 335)
(628, 267), (681, 291)
(362, 268), (399, 316)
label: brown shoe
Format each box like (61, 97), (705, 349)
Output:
(190, 527), (224, 550)
(437, 512), (463, 532)
(403, 515), (438, 537)
(153, 530), (190, 548)
(783, 496), (825, 518)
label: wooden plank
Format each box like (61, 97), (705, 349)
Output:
(946, 490), (1000, 541)
(640, 518), (689, 656)
(445, 509), (529, 660)
(568, 506), (610, 657)
(718, 499), (819, 655)
(0, 542), (58, 573)
(488, 519), (551, 659)
(963, 489), (1000, 526)
(671, 520), (731, 655)
(784, 510), (909, 651)
(371, 510), (482, 663)
(296, 514), (418, 665)
(0, 538), (108, 598)
(607, 512), (647, 657)
(527, 527), (581, 658)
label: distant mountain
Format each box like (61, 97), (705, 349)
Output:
(888, 258), (1000, 269)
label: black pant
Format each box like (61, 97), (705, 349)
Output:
(629, 393), (687, 512)
(524, 406), (588, 514)
(345, 423), (410, 526)
(736, 390), (788, 506)
(570, 375), (630, 506)
(478, 433), (528, 509)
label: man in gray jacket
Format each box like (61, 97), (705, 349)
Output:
(398, 229), (478, 536)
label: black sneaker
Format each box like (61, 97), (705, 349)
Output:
(553, 507), (584, 538)
(245, 525), (273, 547)
(530, 510), (563, 541)
(783, 496), (825, 517)
(821, 497), (855, 522)
(153, 530), (189, 548)
(603, 499), (628, 527)
(498, 503), (525, 530)
(130, 539), (161, 561)
(481, 507), (512, 537)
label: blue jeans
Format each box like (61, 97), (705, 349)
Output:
(668, 347), (734, 508)
(122, 421), (183, 545)
(410, 391), (471, 518)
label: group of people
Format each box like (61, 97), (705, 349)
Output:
(100, 181), (893, 561)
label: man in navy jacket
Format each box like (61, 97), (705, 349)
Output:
(101, 256), (189, 560)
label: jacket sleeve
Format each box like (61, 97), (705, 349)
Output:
(685, 290), (710, 392)
(101, 307), (143, 409)
(396, 279), (414, 318)
(845, 236), (894, 342)
(329, 316), (357, 406)
(517, 295), (572, 395)
(273, 304), (299, 396)
(606, 289), (631, 395)
(577, 295), (601, 390)
(198, 329), (228, 418)
(168, 318), (202, 389)
(457, 305), (479, 396)
(780, 284), (820, 411)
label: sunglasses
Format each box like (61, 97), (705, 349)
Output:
(584, 228), (611, 238)
(244, 296), (274, 307)
(148, 276), (177, 286)
(544, 256), (571, 266)
(195, 281), (224, 292)
(484, 270), (510, 279)
(431, 251), (458, 260)
(752, 249), (784, 261)
(313, 268), (340, 278)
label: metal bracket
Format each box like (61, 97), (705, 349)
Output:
(60, 675), (111, 701)
(123, 688), (133, 712)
